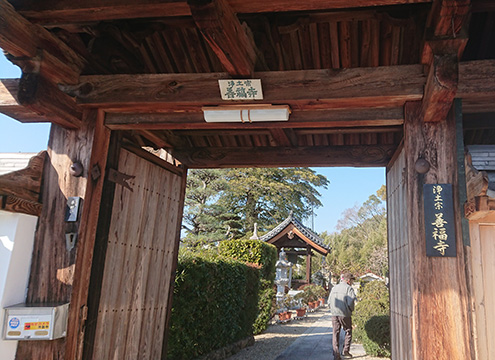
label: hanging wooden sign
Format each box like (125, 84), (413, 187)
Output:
(218, 79), (263, 100)
(424, 184), (457, 257)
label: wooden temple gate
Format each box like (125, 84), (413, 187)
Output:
(0, 0), (495, 359)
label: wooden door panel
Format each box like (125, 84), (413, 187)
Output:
(90, 148), (185, 360)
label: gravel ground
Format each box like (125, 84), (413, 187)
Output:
(226, 308), (389, 360)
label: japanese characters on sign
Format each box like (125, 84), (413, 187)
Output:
(424, 184), (457, 257)
(218, 79), (263, 100)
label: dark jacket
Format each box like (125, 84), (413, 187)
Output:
(328, 281), (357, 317)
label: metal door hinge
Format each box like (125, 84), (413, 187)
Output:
(108, 168), (135, 191)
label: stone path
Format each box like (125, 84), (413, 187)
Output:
(275, 313), (368, 360)
(227, 307), (388, 360)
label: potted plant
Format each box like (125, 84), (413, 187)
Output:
(296, 307), (306, 317)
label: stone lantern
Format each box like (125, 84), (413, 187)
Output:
(274, 248), (292, 308)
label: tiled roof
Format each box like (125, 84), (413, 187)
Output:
(260, 212), (330, 252)
(0, 153), (37, 175)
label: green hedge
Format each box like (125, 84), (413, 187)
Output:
(219, 239), (278, 282)
(353, 281), (391, 357)
(167, 254), (260, 360)
(219, 240), (277, 334)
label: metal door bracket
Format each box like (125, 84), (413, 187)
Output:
(108, 168), (135, 191)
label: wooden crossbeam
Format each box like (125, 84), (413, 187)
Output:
(65, 65), (426, 109)
(104, 108), (404, 130)
(17, 73), (82, 129)
(187, 0), (257, 76)
(0, 0), (85, 84)
(13, 0), (433, 25)
(171, 144), (396, 168)
(457, 60), (495, 113)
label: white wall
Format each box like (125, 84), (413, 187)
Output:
(0, 211), (37, 360)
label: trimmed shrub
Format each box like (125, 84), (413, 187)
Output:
(219, 239), (278, 282)
(297, 283), (327, 304)
(219, 239), (278, 335)
(166, 253), (260, 360)
(353, 281), (391, 357)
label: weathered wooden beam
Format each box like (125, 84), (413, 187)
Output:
(65, 110), (111, 360)
(424, 0), (470, 39)
(17, 73), (82, 129)
(16, 111), (100, 359)
(418, 0), (469, 122)
(269, 128), (293, 146)
(457, 60), (495, 113)
(14, 0), (433, 24)
(0, 0), (85, 84)
(0, 78), (49, 122)
(403, 102), (473, 359)
(421, 54), (458, 123)
(187, 0), (257, 76)
(0, 195), (42, 216)
(171, 144), (396, 168)
(104, 107), (404, 130)
(66, 65), (426, 109)
(0, 151), (46, 203)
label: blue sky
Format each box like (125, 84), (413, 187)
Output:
(0, 53), (385, 233)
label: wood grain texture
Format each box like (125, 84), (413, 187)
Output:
(16, 110), (98, 360)
(17, 73), (82, 129)
(0, 194), (42, 216)
(88, 148), (185, 360)
(0, 151), (45, 202)
(65, 110), (111, 360)
(69, 65), (425, 109)
(172, 144), (396, 168)
(386, 148), (413, 360)
(421, 54), (458, 123)
(404, 102), (473, 360)
(0, 0), (85, 84)
(104, 107), (404, 130)
(14, 0), (433, 24)
(188, 0), (257, 76)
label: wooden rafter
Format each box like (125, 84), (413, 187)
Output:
(0, 0), (85, 85)
(187, 0), (258, 76)
(13, 0), (433, 25)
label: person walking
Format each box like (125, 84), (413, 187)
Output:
(328, 272), (357, 360)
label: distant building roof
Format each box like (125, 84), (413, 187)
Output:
(359, 272), (384, 282)
(261, 212), (330, 255)
(0, 153), (38, 175)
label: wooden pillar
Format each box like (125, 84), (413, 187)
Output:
(306, 248), (312, 284)
(15, 109), (105, 359)
(403, 102), (473, 360)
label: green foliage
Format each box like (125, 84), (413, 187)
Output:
(219, 168), (329, 233)
(353, 281), (391, 357)
(182, 168), (329, 246)
(218, 239), (278, 334)
(167, 253), (260, 360)
(219, 239), (278, 282)
(252, 279), (276, 334)
(297, 284), (327, 304)
(323, 185), (388, 277)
